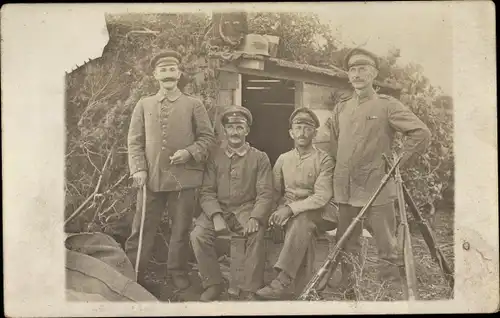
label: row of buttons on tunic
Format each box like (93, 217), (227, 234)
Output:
(229, 155), (242, 178)
(161, 105), (171, 150)
(230, 168), (238, 177)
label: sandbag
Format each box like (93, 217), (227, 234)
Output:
(65, 232), (158, 302)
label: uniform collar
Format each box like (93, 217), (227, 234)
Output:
(225, 142), (250, 158)
(354, 87), (377, 104)
(157, 87), (182, 102)
(294, 145), (316, 159)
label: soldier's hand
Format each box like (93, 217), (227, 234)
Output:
(244, 218), (260, 236)
(268, 211), (277, 226)
(270, 206), (293, 226)
(132, 171), (148, 187)
(269, 210), (281, 226)
(213, 213), (228, 233)
(170, 149), (192, 165)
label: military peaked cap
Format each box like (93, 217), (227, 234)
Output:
(289, 107), (320, 128)
(343, 47), (380, 71)
(150, 50), (183, 70)
(221, 105), (253, 126)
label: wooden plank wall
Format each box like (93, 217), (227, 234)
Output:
(214, 70), (241, 146)
(295, 82), (353, 153)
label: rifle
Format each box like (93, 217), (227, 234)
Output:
(392, 154), (418, 300)
(383, 155), (454, 290)
(298, 153), (404, 300)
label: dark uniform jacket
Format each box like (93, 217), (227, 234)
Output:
(127, 90), (215, 192)
(199, 143), (274, 226)
(328, 90), (431, 207)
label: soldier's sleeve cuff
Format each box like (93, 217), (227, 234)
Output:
(131, 168), (147, 175)
(249, 213), (265, 224)
(286, 203), (301, 216)
(208, 210), (224, 219)
(201, 202), (224, 219)
(185, 146), (204, 163)
(130, 164), (147, 176)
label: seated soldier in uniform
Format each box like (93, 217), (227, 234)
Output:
(190, 105), (274, 301)
(256, 107), (336, 300)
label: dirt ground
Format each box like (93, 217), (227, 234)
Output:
(143, 208), (454, 302)
(321, 208), (454, 301)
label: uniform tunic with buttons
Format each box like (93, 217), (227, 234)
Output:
(198, 143), (273, 227)
(127, 90), (215, 192)
(191, 143), (272, 292)
(273, 147), (334, 217)
(329, 89), (432, 207)
(270, 146), (335, 288)
(125, 88), (215, 279)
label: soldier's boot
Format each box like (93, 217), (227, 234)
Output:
(336, 280), (357, 301)
(378, 253), (404, 282)
(137, 275), (162, 299)
(239, 290), (258, 301)
(335, 261), (358, 301)
(171, 272), (191, 290)
(256, 272), (294, 300)
(200, 284), (224, 302)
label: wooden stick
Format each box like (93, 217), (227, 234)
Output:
(135, 184), (148, 281)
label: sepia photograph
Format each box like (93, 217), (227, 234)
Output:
(63, 8), (455, 303)
(2, 2), (498, 316)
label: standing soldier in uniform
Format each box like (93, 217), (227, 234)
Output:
(256, 108), (336, 300)
(190, 105), (273, 301)
(329, 48), (432, 299)
(126, 50), (215, 292)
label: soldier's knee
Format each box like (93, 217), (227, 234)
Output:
(246, 227), (266, 244)
(189, 225), (212, 246)
(288, 213), (316, 234)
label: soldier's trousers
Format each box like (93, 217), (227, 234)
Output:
(125, 187), (195, 283)
(274, 210), (326, 290)
(190, 212), (266, 292)
(336, 202), (401, 289)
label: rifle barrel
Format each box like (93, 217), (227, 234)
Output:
(383, 155), (454, 290)
(298, 153), (405, 300)
(394, 160), (418, 300)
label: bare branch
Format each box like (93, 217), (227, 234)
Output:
(103, 174), (129, 195)
(64, 145), (115, 227)
(125, 28), (160, 40)
(85, 148), (102, 174)
(77, 53), (121, 127)
(66, 181), (83, 197)
(65, 148), (77, 158)
(93, 53), (120, 101)
(92, 195), (108, 224)
(427, 161), (443, 178)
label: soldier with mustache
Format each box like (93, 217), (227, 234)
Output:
(190, 106), (273, 301)
(126, 50), (215, 295)
(329, 48), (431, 300)
(256, 108), (337, 300)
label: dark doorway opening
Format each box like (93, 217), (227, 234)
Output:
(242, 74), (295, 166)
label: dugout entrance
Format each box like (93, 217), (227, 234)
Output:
(242, 74), (295, 166)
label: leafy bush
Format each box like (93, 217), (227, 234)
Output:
(379, 51), (454, 215)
